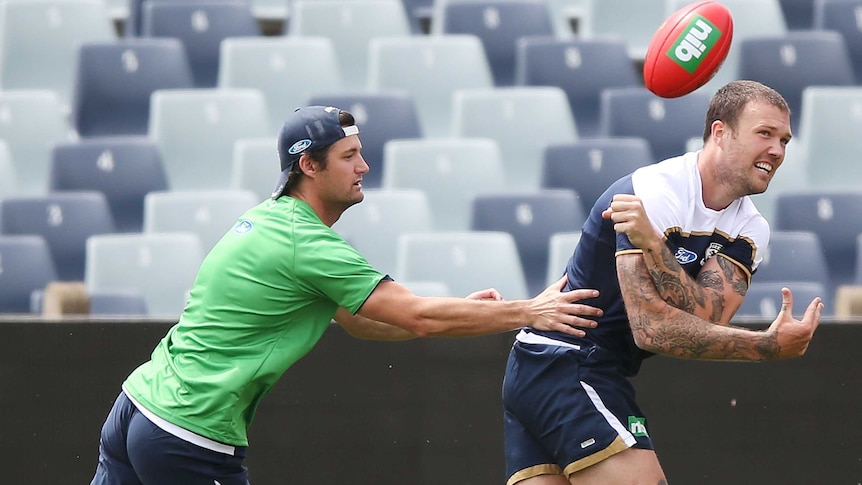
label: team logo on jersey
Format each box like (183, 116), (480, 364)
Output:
(700, 242), (724, 265)
(628, 416), (649, 437)
(234, 219), (253, 234)
(675, 247), (698, 264)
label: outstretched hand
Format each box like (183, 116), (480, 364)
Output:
(766, 287), (823, 359)
(526, 276), (603, 337)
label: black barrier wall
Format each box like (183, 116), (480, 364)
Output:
(2, 319), (861, 484)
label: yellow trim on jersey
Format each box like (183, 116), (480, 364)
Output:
(563, 435), (631, 476)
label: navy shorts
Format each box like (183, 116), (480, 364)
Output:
(91, 391), (250, 485)
(502, 338), (653, 485)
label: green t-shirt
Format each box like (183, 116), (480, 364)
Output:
(124, 197), (385, 446)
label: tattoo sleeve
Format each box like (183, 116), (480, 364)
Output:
(641, 242), (748, 325)
(618, 254), (778, 361)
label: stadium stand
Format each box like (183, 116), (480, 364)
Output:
(546, 231), (581, 286)
(813, 0), (862, 84)
(0, 235), (57, 313)
(231, 137), (280, 202)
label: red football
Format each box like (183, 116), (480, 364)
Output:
(643, 1), (733, 98)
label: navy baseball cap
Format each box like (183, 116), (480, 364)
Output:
(271, 106), (360, 198)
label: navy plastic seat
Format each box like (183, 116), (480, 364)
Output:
(542, 137), (654, 214)
(0, 192), (116, 281)
(737, 281), (828, 318)
(516, 37), (640, 138)
(141, 1), (260, 87)
(50, 138), (168, 233)
(73, 39), (194, 137)
(436, 0), (554, 86)
(306, 92), (422, 189)
(813, 0), (862, 83)
(0, 235), (57, 313)
(599, 87), (710, 163)
(470, 189), (586, 296)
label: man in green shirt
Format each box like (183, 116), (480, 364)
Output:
(91, 106), (603, 484)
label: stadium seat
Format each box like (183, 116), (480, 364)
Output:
(795, 87), (862, 191)
(89, 291), (149, 316)
(332, 189), (433, 275)
(367, 35), (494, 138)
(542, 137), (655, 214)
(396, 231), (530, 299)
(0, 0), (116, 111)
(433, 0), (554, 86)
(126, 0), (255, 37)
(736, 281), (828, 318)
(85, 232), (204, 318)
(471, 189), (586, 296)
(779, 0), (815, 30)
(73, 39), (195, 137)
(148, 88), (270, 190)
(231, 138), (280, 201)
(143, 190), (259, 254)
(218, 37), (342, 134)
(546, 231), (581, 286)
(288, 0), (411, 91)
(50, 137), (168, 233)
(545, 0), (590, 38)
(0, 141), (17, 200)
(599, 87), (710, 163)
(382, 138), (506, 231)
(813, 0), (862, 84)
(737, 31), (856, 134)
(666, 0), (788, 95)
(400, 0), (434, 34)
(774, 191), (862, 295)
(754, 230), (832, 300)
(0, 192), (116, 281)
(581, 0), (667, 59)
(0, 235), (57, 314)
(0, 91), (72, 195)
(140, 1), (261, 88)
(306, 92), (423, 189)
(515, 37), (640, 138)
(451, 86), (578, 191)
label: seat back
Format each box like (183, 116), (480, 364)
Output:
(435, 0), (554, 86)
(0, 235), (57, 313)
(0, 140), (16, 199)
(814, 0), (862, 83)
(797, 87), (862, 191)
(542, 137), (654, 214)
(367, 35), (494, 138)
(306, 92), (422, 188)
(0, 91), (71, 195)
(143, 190), (259, 253)
(218, 37), (342, 134)
(516, 37), (640, 137)
(288, 0), (411, 91)
(0, 192), (115, 281)
(546, 231), (581, 287)
(470, 189), (586, 296)
(141, 1), (260, 87)
(754, 230), (832, 293)
(737, 31), (856, 133)
(73, 39), (195, 137)
(736, 281), (828, 318)
(148, 88), (270, 190)
(397, 231), (529, 299)
(452, 86), (577, 191)
(50, 137), (168, 233)
(599, 87), (710, 163)
(231, 138), (280, 201)
(583, 0), (667, 58)
(89, 291), (149, 316)
(332, 189), (433, 275)
(0, 0), (116, 108)
(85, 232), (204, 318)
(382, 138), (506, 231)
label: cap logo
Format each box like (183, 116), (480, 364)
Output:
(288, 139), (312, 155)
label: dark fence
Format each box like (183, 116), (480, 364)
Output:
(2, 318), (860, 484)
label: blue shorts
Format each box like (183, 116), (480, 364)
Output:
(502, 336), (653, 485)
(91, 391), (250, 485)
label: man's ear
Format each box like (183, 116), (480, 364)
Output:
(297, 153), (316, 177)
(711, 119), (726, 145)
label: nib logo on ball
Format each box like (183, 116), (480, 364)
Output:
(667, 16), (722, 73)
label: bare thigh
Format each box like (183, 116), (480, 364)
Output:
(568, 448), (666, 485)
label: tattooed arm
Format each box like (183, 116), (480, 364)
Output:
(617, 253), (822, 361)
(603, 194), (747, 325)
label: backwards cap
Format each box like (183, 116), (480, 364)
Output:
(271, 106), (360, 198)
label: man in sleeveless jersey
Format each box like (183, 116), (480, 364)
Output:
(91, 106), (605, 484)
(502, 81), (823, 484)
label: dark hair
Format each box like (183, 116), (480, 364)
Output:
(284, 109), (357, 194)
(702, 80), (791, 142)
